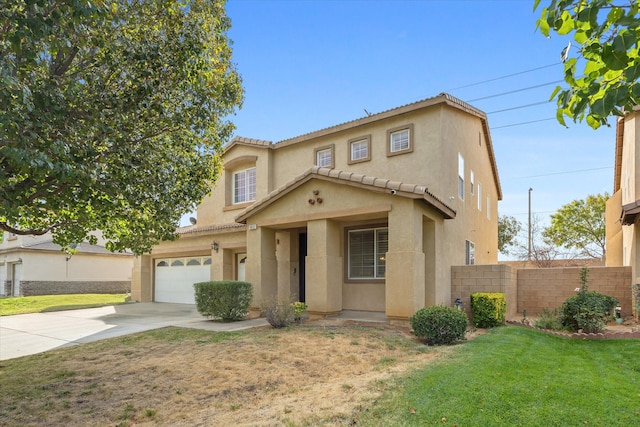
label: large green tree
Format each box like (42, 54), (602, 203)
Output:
(1, 0), (243, 254)
(535, 0), (640, 129)
(498, 215), (522, 255)
(543, 193), (609, 259)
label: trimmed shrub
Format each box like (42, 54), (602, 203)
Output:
(261, 295), (295, 328)
(560, 290), (618, 333)
(471, 292), (506, 328)
(193, 281), (253, 322)
(410, 305), (468, 345)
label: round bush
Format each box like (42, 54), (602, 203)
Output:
(410, 305), (468, 345)
(561, 290), (618, 333)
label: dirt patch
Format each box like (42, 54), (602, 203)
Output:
(0, 322), (473, 426)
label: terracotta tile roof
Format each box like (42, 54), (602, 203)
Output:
(226, 93), (501, 200)
(235, 166), (456, 223)
(223, 136), (273, 153)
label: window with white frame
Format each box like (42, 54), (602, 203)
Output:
(458, 153), (464, 200)
(349, 136), (370, 163)
(477, 183), (482, 211)
(387, 124), (413, 156)
(233, 167), (256, 204)
(315, 145), (334, 168)
(470, 170), (475, 195)
(465, 240), (475, 265)
(348, 227), (388, 279)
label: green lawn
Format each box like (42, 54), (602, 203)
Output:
(357, 326), (640, 426)
(0, 294), (130, 316)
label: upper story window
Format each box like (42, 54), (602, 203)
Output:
(348, 136), (371, 164)
(387, 124), (414, 156)
(233, 167), (256, 204)
(458, 153), (465, 200)
(314, 145), (334, 168)
(477, 183), (482, 211)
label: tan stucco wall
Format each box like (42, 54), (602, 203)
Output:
(134, 97), (501, 317)
(606, 189), (623, 266)
(131, 230), (246, 302)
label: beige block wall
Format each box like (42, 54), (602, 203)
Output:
(451, 264), (517, 321)
(517, 266), (632, 316)
(451, 265), (633, 320)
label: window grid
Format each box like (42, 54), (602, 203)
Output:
(316, 148), (332, 167)
(233, 167), (256, 204)
(350, 139), (368, 161)
(390, 129), (410, 152)
(348, 227), (388, 279)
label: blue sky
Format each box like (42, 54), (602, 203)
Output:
(220, 0), (616, 253)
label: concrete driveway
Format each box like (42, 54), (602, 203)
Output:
(0, 302), (269, 361)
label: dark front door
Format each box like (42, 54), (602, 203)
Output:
(298, 232), (307, 303)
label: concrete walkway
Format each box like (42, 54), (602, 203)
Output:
(0, 302), (269, 361)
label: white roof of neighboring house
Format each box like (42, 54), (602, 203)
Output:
(0, 240), (132, 256)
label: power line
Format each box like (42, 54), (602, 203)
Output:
(511, 166), (613, 179)
(492, 118), (556, 129)
(487, 101), (551, 114)
(446, 63), (560, 91)
(468, 80), (564, 102)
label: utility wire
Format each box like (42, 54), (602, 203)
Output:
(511, 166), (612, 179)
(468, 80), (564, 102)
(487, 101), (551, 114)
(492, 118), (557, 129)
(446, 63), (560, 91)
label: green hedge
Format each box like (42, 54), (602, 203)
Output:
(193, 281), (253, 321)
(471, 292), (506, 328)
(409, 305), (468, 345)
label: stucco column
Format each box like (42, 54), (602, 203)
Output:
(306, 219), (342, 314)
(276, 231), (296, 298)
(246, 226), (277, 306)
(131, 255), (152, 302)
(386, 201), (425, 319)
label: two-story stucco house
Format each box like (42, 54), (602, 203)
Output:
(131, 93), (502, 320)
(0, 232), (133, 296)
(606, 108), (640, 318)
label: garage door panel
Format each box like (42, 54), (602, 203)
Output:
(155, 257), (211, 304)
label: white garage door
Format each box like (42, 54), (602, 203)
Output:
(155, 256), (211, 304)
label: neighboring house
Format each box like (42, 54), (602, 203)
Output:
(0, 232), (133, 296)
(131, 93), (502, 320)
(607, 109), (640, 317)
